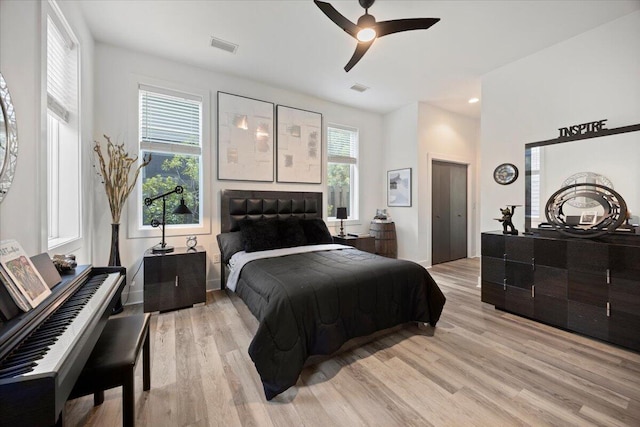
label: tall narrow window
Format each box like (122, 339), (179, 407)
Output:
(529, 146), (542, 219)
(139, 85), (202, 228)
(327, 124), (358, 219)
(47, 5), (81, 249)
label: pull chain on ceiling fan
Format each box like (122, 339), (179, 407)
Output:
(314, 0), (440, 72)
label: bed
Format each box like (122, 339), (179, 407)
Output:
(216, 190), (446, 400)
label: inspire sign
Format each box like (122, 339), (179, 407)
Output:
(558, 119), (608, 138)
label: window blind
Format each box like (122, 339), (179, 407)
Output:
(47, 16), (75, 123)
(139, 87), (202, 147)
(530, 147), (541, 217)
(327, 126), (357, 164)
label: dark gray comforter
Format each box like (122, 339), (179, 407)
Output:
(233, 247), (446, 400)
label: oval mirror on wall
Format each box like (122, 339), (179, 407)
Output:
(0, 72), (18, 203)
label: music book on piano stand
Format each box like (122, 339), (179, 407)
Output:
(0, 240), (51, 309)
(0, 268), (30, 313)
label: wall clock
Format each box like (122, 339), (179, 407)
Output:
(493, 163), (519, 185)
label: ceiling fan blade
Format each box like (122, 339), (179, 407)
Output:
(376, 18), (440, 38)
(314, 0), (359, 38)
(344, 40), (375, 72)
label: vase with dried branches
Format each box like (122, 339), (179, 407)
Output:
(94, 135), (151, 313)
(94, 135), (151, 264)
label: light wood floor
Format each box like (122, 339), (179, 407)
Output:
(65, 257), (640, 426)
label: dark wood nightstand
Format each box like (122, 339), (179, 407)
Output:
(333, 235), (376, 254)
(143, 246), (206, 313)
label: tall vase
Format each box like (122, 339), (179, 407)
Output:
(109, 223), (124, 314)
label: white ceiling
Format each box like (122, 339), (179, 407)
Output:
(77, 0), (640, 118)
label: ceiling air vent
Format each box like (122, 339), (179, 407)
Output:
(350, 83), (369, 93)
(210, 36), (238, 54)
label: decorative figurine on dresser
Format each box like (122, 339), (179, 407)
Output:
(495, 205), (519, 235)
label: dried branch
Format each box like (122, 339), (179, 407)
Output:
(94, 135), (151, 223)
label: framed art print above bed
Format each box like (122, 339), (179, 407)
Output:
(217, 92), (274, 182)
(276, 105), (322, 184)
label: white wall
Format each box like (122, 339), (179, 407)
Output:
(418, 103), (479, 265)
(382, 103), (419, 261)
(480, 11), (640, 233)
(382, 102), (480, 265)
(0, 0), (94, 261)
(93, 43), (384, 303)
(0, 0), (41, 255)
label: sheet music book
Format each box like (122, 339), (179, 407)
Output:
(0, 268), (28, 316)
(0, 240), (51, 309)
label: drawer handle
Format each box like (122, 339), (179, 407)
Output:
(606, 268), (610, 284)
(606, 302), (610, 317)
(175, 276), (179, 287)
(532, 257), (535, 271)
(503, 278), (507, 290)
(531, 285), (535, 298)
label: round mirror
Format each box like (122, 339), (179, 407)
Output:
(0, 72), (18, 203)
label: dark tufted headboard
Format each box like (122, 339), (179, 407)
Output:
(220, 190), (323, 233)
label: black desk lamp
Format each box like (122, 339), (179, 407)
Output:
(337, 207), (348, 237)
(145, 185), (193, 253)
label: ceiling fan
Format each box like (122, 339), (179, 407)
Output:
(314, 0), (440, 72)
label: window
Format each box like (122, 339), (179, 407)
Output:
(139, 85), (202, 228)
(327, 124), (358, 219)
(47, 4), (81, 249)
(529, 146), (542, 219)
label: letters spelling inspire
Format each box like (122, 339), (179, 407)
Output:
(558, 119), (607, 138)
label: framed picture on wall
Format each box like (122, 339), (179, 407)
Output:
(276, 105), (322, 184)
(387, 168), (412, 207)
(217, 92), (274, 182)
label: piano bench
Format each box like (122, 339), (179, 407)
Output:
(69, 313), (151, 427)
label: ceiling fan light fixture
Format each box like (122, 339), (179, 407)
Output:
(314, 0), (440, 71)
(356, 27), (376, 42)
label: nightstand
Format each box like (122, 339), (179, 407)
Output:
(143, 246), (206, 312)
(333, 235), (376, 254)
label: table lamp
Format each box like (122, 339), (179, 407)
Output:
(337, 207), (348, 237)
(145, 185), (193, 253)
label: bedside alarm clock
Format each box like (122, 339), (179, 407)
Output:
(186, 235), (197, 249)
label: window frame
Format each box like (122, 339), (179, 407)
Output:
(528, 146), (544, 226)
(127, 77), (211, 240)
(45, 0), (82, 251)
(326, 123), (359, 222)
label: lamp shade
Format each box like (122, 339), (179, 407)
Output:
(336, 207), (348, 220)
(173, 197), (193, 215)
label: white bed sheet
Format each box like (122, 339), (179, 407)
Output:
(226, 244), (351, 292)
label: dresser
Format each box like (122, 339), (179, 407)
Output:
(481, 231), (640, 352)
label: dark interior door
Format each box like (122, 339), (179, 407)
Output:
(432, 161), (467, 265)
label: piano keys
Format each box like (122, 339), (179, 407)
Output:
(0, 265), (125, 427)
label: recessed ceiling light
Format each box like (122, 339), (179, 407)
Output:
(350, 83), (369, 93)
(468, 97), (480, 104)
(210, 36), (238, 54)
